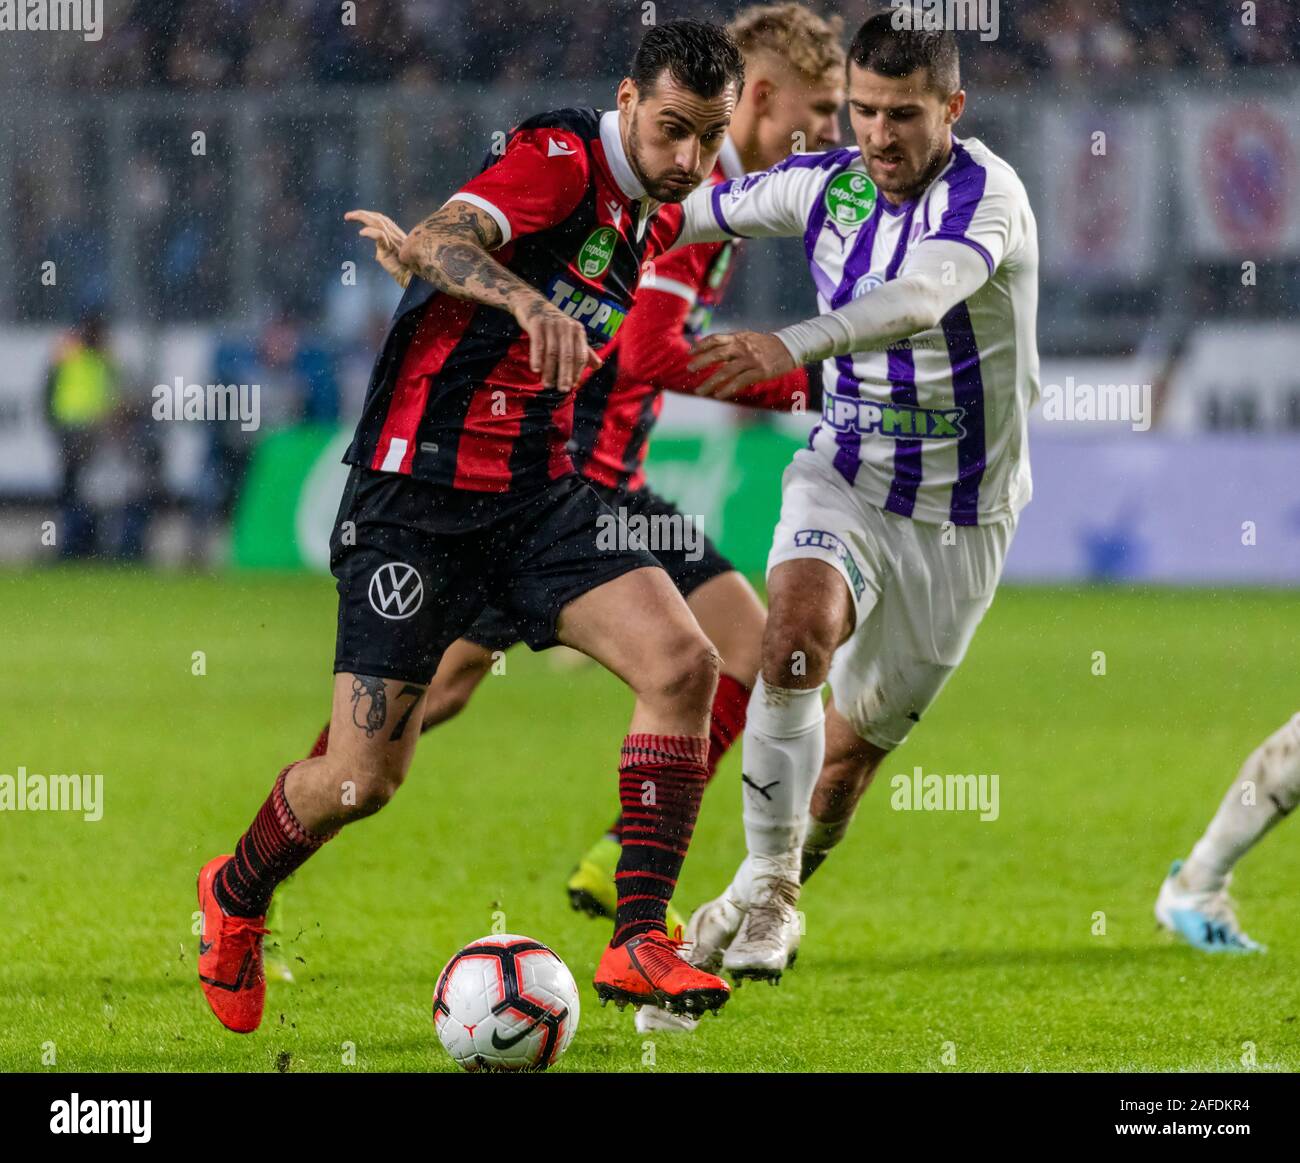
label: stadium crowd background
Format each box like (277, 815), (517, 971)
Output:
(0, 2), (1296, 571)
(29, 1), (1300, 90)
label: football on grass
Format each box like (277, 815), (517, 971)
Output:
(433, 934), (580, 1071)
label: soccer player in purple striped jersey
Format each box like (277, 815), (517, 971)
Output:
(666, 14), (1041, 981)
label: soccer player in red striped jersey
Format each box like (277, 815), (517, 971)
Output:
(334, 6), (846, 948)
(195, 21), (748, 1034)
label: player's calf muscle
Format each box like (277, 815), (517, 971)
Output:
(812, 713), (889, 822)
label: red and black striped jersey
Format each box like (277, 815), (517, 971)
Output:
(344, 107), (684, 493)
(570, 143), (817, 492)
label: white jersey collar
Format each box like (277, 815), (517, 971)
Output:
(599, 109), (647, 202)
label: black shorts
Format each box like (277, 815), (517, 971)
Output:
(331, 467), (659, 682)
(463, 482), (736, 653)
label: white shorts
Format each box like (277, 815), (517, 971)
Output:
(767, 449), (1016, 750)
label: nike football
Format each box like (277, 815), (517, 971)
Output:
(433, 934), (580, 1071)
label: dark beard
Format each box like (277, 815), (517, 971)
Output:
(890, 139), (952, 202)
(627, 115), (690, 203)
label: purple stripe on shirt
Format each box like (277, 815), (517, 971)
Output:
(829, 197), (885, 311)
(928, 232), (994, 274)
(829, 357), (862, 484)
(826, 198), (884, 485)
(880, 203), (923, 518)
(931, 141), (990, 271)
(713, 148), (858, 244)
(802, 172), (839, 303)
(775, 147), (857, 173)
(710, 181), (747, 237)
(942, 300), (986, 525)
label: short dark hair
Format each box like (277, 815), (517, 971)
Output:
(631, 19), (746, 100)
(848, 10), (960, 95)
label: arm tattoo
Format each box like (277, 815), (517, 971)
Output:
(403, 202), (543, 316)
(437, 202), (496, 248)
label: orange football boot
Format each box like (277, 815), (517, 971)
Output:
(196, 855), (268, 1034)
(594, 932), (731, 1017)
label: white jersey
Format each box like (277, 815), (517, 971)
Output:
(681, 137), (1040, 526)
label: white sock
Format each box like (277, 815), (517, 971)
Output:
(1183, 714), (1300, 891)
(737, 678), (825, 880)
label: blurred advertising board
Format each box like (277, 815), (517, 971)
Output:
(232, 422), (1300, 585)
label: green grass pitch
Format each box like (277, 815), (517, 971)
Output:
(2, 568), (1297, 1072)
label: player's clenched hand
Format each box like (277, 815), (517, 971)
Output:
(688, 331), (795, 400)
(345, 209), (412, 288)
(515, 296), (603, 392)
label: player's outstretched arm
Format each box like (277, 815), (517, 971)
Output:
(349, 201), (599, 392)
(618, 285), (815, 413)
(672, 164), (821, 250)
(688, 240), (990, 399)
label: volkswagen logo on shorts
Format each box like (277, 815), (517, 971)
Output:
(368, 562), (424, 620)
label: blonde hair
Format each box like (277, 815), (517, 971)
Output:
(726, 3), (846, 85)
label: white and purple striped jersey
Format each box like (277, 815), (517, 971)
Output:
(679, 136), (1039, 526)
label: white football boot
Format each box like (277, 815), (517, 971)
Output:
(680, 885), (748, 974)
(1155, 860), (1265, 954)
(633, 1003), (700, 1034)
(722, 853), (802, 983)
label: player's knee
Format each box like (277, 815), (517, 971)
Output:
(337, 755), (409, 817)
(351, 773), (403, 817)
(1252, 713), (1300, 811)
(762, 614), (838, 688)
(639, 631), (720, 712)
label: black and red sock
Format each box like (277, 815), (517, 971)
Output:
(605, 675), (749, 842)
(704, 672), (750, 772)
(612, 733), (709, 945)
(214, 763), (334, 918)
